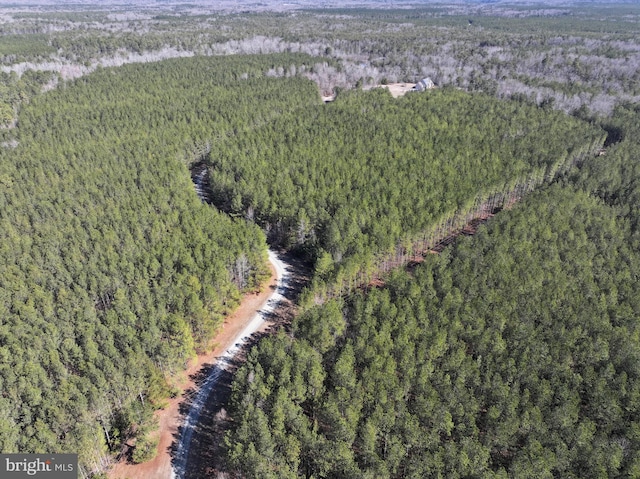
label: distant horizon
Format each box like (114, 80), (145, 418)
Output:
(0, 0), (637, 8)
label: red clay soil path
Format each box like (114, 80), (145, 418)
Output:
(108, 260), (278, 479)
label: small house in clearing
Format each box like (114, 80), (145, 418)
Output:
(413, 77), (436, 92)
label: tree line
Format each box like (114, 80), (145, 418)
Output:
(1, 4), (638, 119)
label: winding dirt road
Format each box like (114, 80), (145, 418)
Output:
(171, 250), (288, 478)
(109, 250), (289, 479)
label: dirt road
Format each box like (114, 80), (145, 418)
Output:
(109, 250), (288, 479)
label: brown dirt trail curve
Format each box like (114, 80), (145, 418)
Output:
(108, 260), (278, 479)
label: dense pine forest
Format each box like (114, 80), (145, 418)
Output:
(0, 53), (321, 471)
(204, 87), (603, 300)
(225, 105), (640, 478)
(0, 2), (638, 478)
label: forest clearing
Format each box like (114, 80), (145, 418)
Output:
(379, 83), (417, 98)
